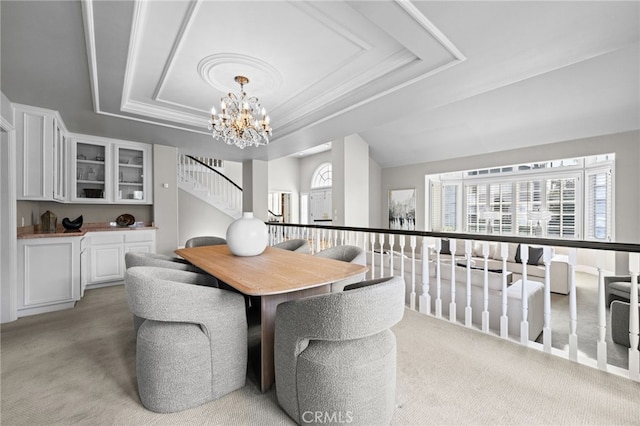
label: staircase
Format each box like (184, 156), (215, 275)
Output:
(177, 154), (242, 219)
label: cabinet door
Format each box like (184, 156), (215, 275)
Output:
(115, 143), (152, 204)
(53, 121), (68, 201)
(14, 107), (54, 200)
(17, 237), (80, 316)
(71, 139), (112, 203)
(89, 243), (124, 284)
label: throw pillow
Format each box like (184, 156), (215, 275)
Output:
(440, 239), (450, 254)
(515, 245), (544, 265)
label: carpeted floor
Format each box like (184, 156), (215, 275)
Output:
(1, 284), (639, 425)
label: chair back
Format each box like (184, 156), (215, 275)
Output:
(125, 252), (199, 272)
(272, 239), (310, 254)
(314, 245), (365, 265)
(185, 236), (227, 248)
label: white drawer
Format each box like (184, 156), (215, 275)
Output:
(124, 231), (155, 243)
(87, 232), (124, 245)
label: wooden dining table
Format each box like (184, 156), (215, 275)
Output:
(174, 244), (369, 392)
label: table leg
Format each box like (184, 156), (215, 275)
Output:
(259, 284), (330, 392)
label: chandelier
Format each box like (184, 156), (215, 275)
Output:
(208, 76), (272, 149)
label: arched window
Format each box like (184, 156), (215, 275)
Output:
(311, 162), (332, 188)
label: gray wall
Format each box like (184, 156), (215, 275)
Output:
(381, 130), (640, 244)
(153, 144), (179, 256)
(17, 201), (153, 227)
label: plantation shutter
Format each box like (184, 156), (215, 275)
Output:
(585, 168), (612, 241)
(430, 180), (442, 231)
(546, 177), (578, 238)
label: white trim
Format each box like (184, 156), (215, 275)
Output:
(0, 115), (18, 323)
(81, 0), (100, 113)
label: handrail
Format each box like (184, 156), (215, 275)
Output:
(267, 222), (640, 254)
(186, 155), (242, 191)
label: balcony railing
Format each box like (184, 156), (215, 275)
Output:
(267, 222), (640, 382)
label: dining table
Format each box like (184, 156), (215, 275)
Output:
(174, 244), (369, 392)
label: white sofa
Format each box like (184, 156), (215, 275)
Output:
(438, 239), (571, 295)
(366, 250), (545, 340)
(427, 263), (544, 340)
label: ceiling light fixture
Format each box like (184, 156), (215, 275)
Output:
(209, 76), (271, 149)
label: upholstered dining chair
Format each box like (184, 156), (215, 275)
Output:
(124, 266), (247, 413)
(274, 275), (405, 426)
(314, 245), (367, 291)
(124, 252), (217, 335)
(272, 238), (311, 254)
(185, 235), (227, 248)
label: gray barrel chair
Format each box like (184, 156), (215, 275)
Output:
(124, 252), (217, 335)
(272, 238), (311, 254)
(185, 236), (227, 248)
(314, 245), (367, 291)
(124, 266), (248, 413)
(274, 275), (405, 426)
(610, 300), (640, 349)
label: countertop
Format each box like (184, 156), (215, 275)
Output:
(17, 222), (157, 239)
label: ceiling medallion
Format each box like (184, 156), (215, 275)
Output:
(209, 76), (272, 149)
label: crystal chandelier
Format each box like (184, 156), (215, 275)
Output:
(208, 76), (272, 149)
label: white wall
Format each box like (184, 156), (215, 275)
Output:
(268, 156), (300, 223)
(369, 157), (382, 228)
(177, 189), (234, 247)
(333, 134), (369, 226)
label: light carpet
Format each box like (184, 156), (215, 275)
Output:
(1, 284), (639, 425)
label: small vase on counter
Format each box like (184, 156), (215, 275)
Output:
(40, 210), (57, 233)
(226, 212), (268, 257)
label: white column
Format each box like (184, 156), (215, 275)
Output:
(410, 235), (417, 310)
(628, 253), (639, 381)
(464, 240), (473, 328)
(482, 241), (490, 333)
(520, 244), (530, 345)
(370, 233), (376, 280)
(596, 251), (607, 370)
(543, 246), (553, 353)
(420, 238), (431, 315)
(435, 238), (442, 318)
(449, 239), (457, 323)
(399, 235), (406, 289)
(568, 248), (578, 362)
(389, 235), (395, 279)
(500, 243), (509, 339)
(379, 233), (385, 279)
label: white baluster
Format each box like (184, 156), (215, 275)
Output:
(464, 240), (473, 328)
(568, 248), (578, 361)
(596, 251), (607, 370)
(500, 243), (509, 339)
(520, 244), (529, 345)
(399, 235), (406, 290)
(628, 253), (639, 381)
(543, 246), (553, 353)
(482, 241), (490, 333)
(389, 234), (395, 279)
(410, 235), (417, 310)
(370, 234), (376, 280)
(379, 233), (385, 279)
(435, 238), (442, 318)
(420, 238), (430, 315)
(449, 239), (457, 323)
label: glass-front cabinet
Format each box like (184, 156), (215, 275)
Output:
(73, 140), (110, 202)
(71, 137), (152, 204)
(116, 145), (149, 203)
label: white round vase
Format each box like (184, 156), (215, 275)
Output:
(226, 212), (269, 257)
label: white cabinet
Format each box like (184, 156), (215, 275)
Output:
(71, 137), (152, 204)
(14, 104), (67, 201)
(85, 229), (156, 288)
(17, 236), (82, 317)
